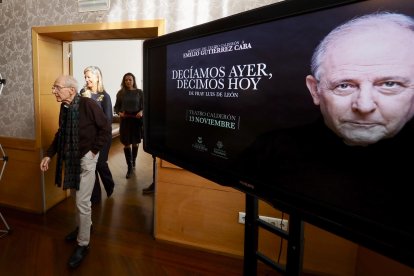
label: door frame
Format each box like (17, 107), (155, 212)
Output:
(30, 19), (164, 212)
(32, 19), (165, 148)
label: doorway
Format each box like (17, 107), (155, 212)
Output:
(71, 40), (143, 101)
(31, 20), (164, 211)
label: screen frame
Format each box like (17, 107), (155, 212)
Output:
(143, 0), (414, 269)
(143, 0), (364, 183)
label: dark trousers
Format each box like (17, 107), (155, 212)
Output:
(91, 138), (115, 202)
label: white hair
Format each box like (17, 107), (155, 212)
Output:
(310, 12), (414, 80)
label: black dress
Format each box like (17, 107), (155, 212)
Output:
(114, 88), (143, 145)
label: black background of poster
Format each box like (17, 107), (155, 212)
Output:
(143, 0), (414, 268)
(164, 19), (320, 164)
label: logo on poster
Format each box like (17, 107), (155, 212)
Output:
(212, 140), (228, 159)
(192, 136), (208, 152)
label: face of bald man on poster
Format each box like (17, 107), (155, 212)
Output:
(306, 13), (414, 146)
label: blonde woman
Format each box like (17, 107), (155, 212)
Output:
(80, 66), (115, 202)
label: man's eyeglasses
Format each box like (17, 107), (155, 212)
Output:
(51, 85), (70, 92)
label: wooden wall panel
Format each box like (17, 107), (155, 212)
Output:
(0, 142), (43, 212)
(156, 178), (246, 255)
(155, 162), (359, 275)
(356, 247), (414, 276)
(303, 224), (357, 276)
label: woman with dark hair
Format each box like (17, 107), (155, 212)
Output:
(114, 72), (144, 179)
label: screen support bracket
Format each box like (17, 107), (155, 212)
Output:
(243, 193), (304, 275)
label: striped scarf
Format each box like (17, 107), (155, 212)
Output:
(55, 95), (81, 190)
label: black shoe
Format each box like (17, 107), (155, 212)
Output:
(126, 166), (132, 179)
(65, 227), (79, 242)
(68, 245), (89, 268)
(142, 183), (155, 195)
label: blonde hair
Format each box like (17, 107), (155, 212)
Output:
(83, 65), (105, 92)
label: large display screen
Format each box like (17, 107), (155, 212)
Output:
(143, 0), (414, 267)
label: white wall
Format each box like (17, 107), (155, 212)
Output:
(71, 40), (143, 108)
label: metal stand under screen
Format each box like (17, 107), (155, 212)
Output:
(0, 144), (11, 238)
